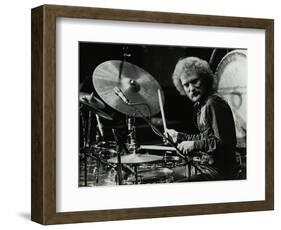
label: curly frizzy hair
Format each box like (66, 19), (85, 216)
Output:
(172, 57), (214, 95)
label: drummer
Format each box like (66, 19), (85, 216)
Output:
(166, 57), (237, 181)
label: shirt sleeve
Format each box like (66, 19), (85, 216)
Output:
(193, 98), (236, 153)
(177, 132), (202, 142)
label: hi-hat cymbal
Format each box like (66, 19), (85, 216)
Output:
(80, 92), (113, 120)
(107, 154), (163, 164)
(92, 60), (164, 117)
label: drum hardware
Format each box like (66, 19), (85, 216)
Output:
(80, 110), (87, 150)
(118, 46), (131, 79)
(98, 70), (198, 181)
(80, 92), (105, 109)
(86, 59), (210, 185)
(79, 91), (114, 186)
(109, 120), (175, 184)
(127, 167), (174, 184)
(92, 58), (166, 184)
(81, 109), (93, 186)
(86, 111), (92, 147)
(108, 153), (163, 165)
(82, 147), (137, 186)
(134, 108), (209, 181)
(82, 150), (117, 185)
(92, 60), (164, 117)
(95, 114), (104, 142)
(127, 116), (137, 154)
(138, 146), (182, 167)
(82, 151), (117, 170)
(111, 128), (131, 185)
(162, 153), (181, 168)
(108, 153), (163, 184)
(123, 98), (188, 162)
(79, 92), (113, 120)
(139, 168), (174, 184)
(109, 128), (163, 184)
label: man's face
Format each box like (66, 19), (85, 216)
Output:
(181, 75), (206, 103)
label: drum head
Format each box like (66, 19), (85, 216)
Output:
(138, 168), (174, 184)
(215, 49), (247, 139)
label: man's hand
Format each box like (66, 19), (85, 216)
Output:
(177, 141), (195, 154)
(165, 129), (179, 143)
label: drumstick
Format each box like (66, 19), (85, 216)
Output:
(158, 89), (167, 133)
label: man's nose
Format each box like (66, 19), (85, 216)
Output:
(189, 84), (195, 91)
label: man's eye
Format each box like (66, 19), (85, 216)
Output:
(194, 80), (201, 86)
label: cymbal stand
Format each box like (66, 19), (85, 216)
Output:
(109, 46), (132, 185)
(94, 114), (107, 185)
(79, 110), (87, 185)
(83, 111), (93, 186)
(127, 116), (137, 154)
(127, 117), (142, 184)
(111, 128), (137, 184)
(86, 111), (92, 147)
(80, 110), (87, 149)
(118, 46), (131, 79)
(112, 129), (124, 185)
(95, 114), (104, 142)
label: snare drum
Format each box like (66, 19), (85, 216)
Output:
(137, 167), (174, 184)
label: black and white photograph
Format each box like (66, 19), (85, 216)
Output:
(28, 2), (274, 226)
(0, 0), (277, 228)
(78, 42), (247, 187)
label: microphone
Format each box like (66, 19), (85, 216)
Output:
(113, 87), (130, 104)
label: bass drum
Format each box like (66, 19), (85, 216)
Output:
(215, 49), (247, 143)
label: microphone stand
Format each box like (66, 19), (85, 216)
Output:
(111, 46), (133, 185)
(118, 46), (130, 79)
(111, 129), (123, 185)
(111, 129), (134, 185)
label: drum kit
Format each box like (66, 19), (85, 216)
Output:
(79, 59), (191, 186)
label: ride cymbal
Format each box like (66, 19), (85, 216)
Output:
(92, 60), (164, 117)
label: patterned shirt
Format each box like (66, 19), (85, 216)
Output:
(177, 94), (237, 175)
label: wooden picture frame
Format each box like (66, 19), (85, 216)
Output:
(31, 4), (274, 225)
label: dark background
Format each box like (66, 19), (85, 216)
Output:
(79, 42), (232, 145)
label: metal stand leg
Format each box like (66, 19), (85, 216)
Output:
(134, 165), (139, 184)
(95, 159), (100, 184)
(84, 154), (88, 186)
(187, 163), (191, 181)
(116, 149), (123, 185)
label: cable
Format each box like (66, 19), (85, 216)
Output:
(128, 102), (165, 138)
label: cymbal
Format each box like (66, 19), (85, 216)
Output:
(92, 60), (164, 117)
(80, 92), (113, 120)
(107, 154), (163, 164)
